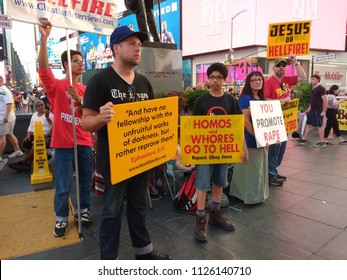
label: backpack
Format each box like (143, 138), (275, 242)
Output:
(173, 171), (197, 211)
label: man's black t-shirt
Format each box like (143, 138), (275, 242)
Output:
(310, 85), (326, 111)
(83, 66), (154, 173)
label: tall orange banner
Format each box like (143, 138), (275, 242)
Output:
(267, 20), (311, 59)
(107, 97), (178, 184)
(180, 115), (244, 164)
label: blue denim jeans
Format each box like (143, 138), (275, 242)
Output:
(99, 171), (152, 260)
(54, 146), (93, 222)
(195, 164), (229, 191)
(268, 141), (287, 180)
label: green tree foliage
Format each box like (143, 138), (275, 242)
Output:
(183, 89), (208, 111)
(295, 82), (312, 112)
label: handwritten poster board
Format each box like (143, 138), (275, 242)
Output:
(250, 100), (288, 147)
(107, 97), (178, 184)
(180, 115), (244, 164)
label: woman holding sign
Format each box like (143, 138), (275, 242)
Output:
(230, 71), (269, 204)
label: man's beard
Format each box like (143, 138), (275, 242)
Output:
(275, 71), (284, 78)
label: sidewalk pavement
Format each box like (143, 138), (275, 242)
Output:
(1, 131), (347, 260)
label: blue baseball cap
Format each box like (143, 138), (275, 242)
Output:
(110, 26), (148, 48)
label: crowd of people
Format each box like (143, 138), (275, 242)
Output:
(2, 18), (347, 259)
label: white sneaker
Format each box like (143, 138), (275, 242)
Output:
(8, 150), (24, 158)
(0, 156), (3, 162)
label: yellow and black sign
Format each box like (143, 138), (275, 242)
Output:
(267, 20), (311, 59)
(338, 100), (347, 132)
(281, 98), (299, 133)
(31, 121), (53, 184)
(180, 115), (244, 164)
(107, 97), (178, 185)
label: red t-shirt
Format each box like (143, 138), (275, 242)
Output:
(265, 75), (298, 100)
(38, 68), (92, 148)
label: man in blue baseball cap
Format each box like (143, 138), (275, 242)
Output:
(109, 25), (149, 48)
(82, 25), (171, 260)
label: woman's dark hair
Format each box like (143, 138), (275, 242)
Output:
(206, 62), (228, 79)
(240, 71), (265, 100)
(328, 85), (339, 95)
(61, 50), (83, 71)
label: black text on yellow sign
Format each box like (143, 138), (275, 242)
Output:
(107, 97), (178, 185)
(281, 98), (299, 133)
(267, 20), (311, 59)
(338, 100), (347, 132)
(180, 115), (244, 165)
(31, 121), (53, 184)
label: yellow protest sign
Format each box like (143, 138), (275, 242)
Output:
(337, 100), (347, 132)
(267, 20), (311, 59)
(281, 98), (299, 133)
(107, 97), (178, 185)
(180, 115), (244, 164)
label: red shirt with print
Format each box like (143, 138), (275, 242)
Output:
(38, 68), (92, 148)
(265, 75), (298, 100)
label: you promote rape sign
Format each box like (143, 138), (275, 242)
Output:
(250, 100), (287, 147)
(107, 97), (178, 184)
(267, 20), (311, 59)
(281, 98), (299, 133)
(180, 115), (244, 165)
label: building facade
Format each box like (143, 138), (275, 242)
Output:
(182, 0), (347, 93)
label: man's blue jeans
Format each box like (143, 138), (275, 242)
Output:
(268, 141), (287, 180)
(54, 146), (93, 221)
(99, 171), (152, 260)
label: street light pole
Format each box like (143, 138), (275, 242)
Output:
(230, 9), (247, 56)
(228, 9), (247, 84)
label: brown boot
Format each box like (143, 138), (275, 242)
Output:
(194, 215), (207, 242)
(209, 209), (235, 231)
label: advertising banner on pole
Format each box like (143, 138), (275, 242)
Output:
(6, 0), (118, 34)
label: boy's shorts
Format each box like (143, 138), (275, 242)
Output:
(194, 164), (228, 191)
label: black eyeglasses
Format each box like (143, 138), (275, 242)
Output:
(280, 83), (286, 90)
(128, 85), (138, 102)
(209, 75), (224, 81)
(71, 59), (85, 66)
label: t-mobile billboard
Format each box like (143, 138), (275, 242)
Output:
(182, 0), (347, 56)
